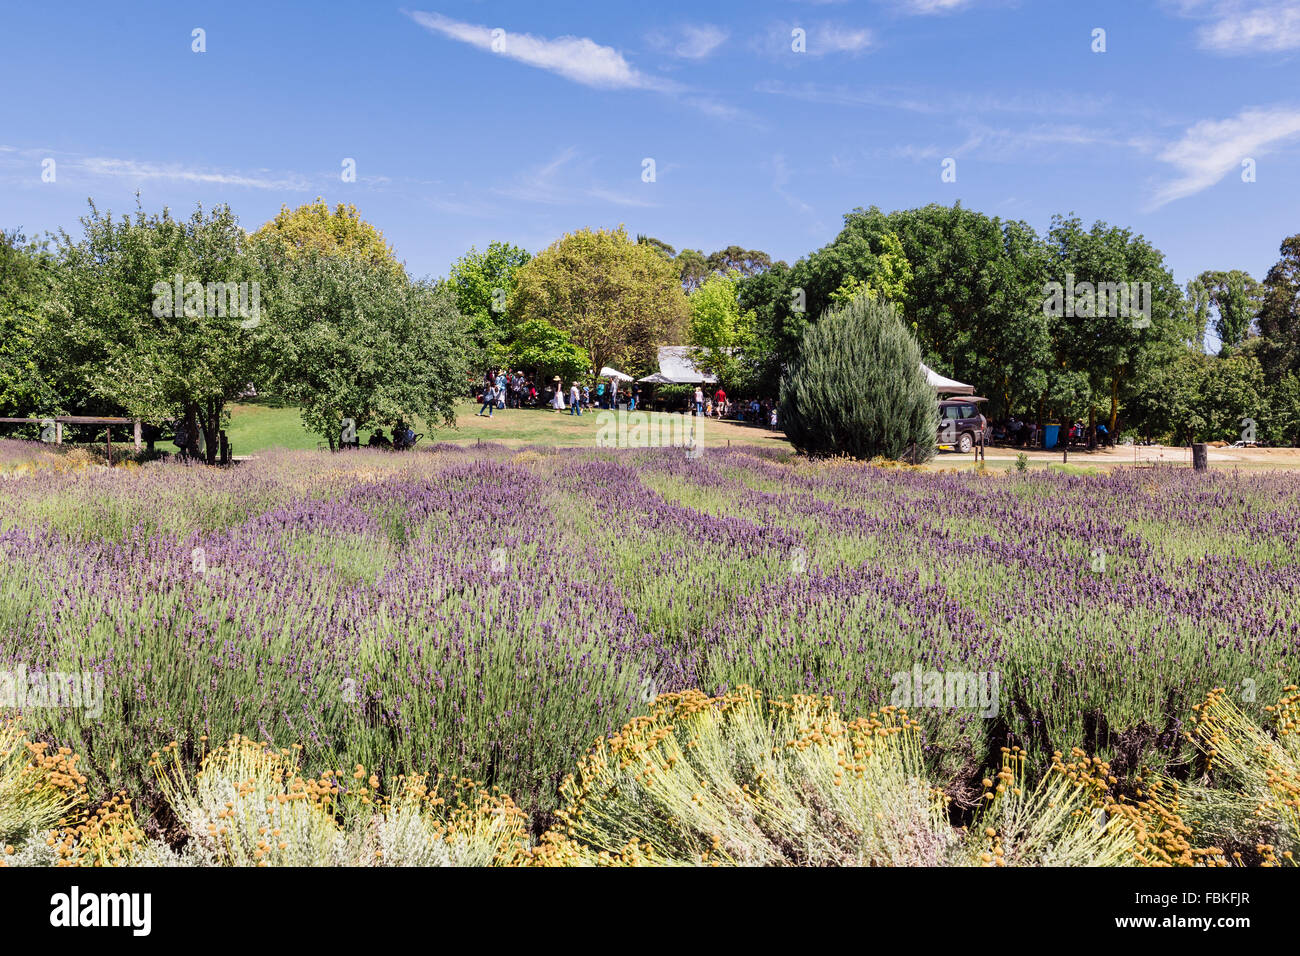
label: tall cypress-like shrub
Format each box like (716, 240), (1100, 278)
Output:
(779, 294), (937, 460)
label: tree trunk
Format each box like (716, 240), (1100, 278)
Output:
(184, 403), (200, 462)
(1109, 373), (1120, 433)
(202, 399), (220, 465)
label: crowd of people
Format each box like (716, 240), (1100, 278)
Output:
(994, 415), (1113, 449)
(692, 386), (778, 428)
(472, 370), (638, 417)
(471, 371), (780, 428)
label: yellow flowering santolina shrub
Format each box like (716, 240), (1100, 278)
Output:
(147, 735), (529, 867)
(0, 718), (86, 856)
(4, 688), (1298, 866)
(3, 730), (528, 866)
(1163, 685), (1300, 865)
(532, 687), (1218, 867)
(970, 746), (1223, 867)
(532, 686), (950, 865)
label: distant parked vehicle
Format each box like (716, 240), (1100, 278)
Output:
(937, 398), (988, 453)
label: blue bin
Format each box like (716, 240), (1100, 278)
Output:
(1043, 424), (1060, 449)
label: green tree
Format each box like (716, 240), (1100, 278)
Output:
(787, 206), (913, 332)
(1193, 269), (1261, 355)
(1198, 352), (1265, 442)
(267, 252), (467, 449)
(675, 248), (710, 291)
(509, 226), (688, 379)
(1125, 350), (1206, 444)
(779, 294), (936, 461)
(635, 235), (676, 259)
(505, 319), (590, 383)
(705, 245), (773, 277)
(688, 271), (755, 388)
(886, 204), (1051, 423)
(735, 260), (796, 397)
(1257, 235), (1300, 381)
(49, 200), (265, 462)
(1042, 215), (1192, 433)
(446, 241), (532, 373)
(0, 229), (60, 419)
(250, 199), (402, 277)
(1263, 372), (1300, 446)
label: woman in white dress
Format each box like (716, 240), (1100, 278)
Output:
(551, 376), (565, 411)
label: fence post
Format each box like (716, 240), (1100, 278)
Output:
(133, 419), (142, 452)
(1192, 443), (1208, 472)
(55, 422), (63, 445)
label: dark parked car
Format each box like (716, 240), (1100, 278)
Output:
(937, 398), (988, 453)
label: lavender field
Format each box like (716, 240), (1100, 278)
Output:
(1, 438), (1297, 830)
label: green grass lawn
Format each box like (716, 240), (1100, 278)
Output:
(221, 398), (1300, 471)
(225, 397), (793, 456)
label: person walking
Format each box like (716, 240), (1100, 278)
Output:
(551, 376), (565, 411)
(694, 387), (704, 417)
(569, 382), (582, 416)
(629, 385), (639, 412)
(477, 384), (496, 417)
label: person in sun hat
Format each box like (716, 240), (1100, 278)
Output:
(551, 375), (565, 411)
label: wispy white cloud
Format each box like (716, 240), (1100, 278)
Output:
(768, 153), (815, 216)
(1171, 0), (1300, 53)
(1149, 106), (1300, 207)
(647, 24), (729, 59)
(797, 0), (972, 7)
(0, 146), (310, 190)
(493, 147), (657, 209)
(80, 157), (311, 190)
(758, 22), (877, 57)
(818, 25), (875, 53)
(892, 0), (973, 13)
(756, 80), (1114, 117)
(407, 12), (750, 121)
(408, 11), (679, 91)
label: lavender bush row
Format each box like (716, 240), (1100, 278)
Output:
(0, 439), (1296, 823)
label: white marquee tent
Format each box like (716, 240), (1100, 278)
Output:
(638, 346), (718, 385)
(921, 363), (974, 395)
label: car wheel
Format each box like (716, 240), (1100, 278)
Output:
(957, 432), (973, 454)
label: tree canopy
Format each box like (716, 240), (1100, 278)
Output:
(48, 201), (265, 461)
(266, 252), (467, 448)
(445, 240), (532, 373)
(250, 199), (403, 278)
(509, 226), (688, 378)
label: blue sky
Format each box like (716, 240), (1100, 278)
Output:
(3, 0), (1298, 339)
